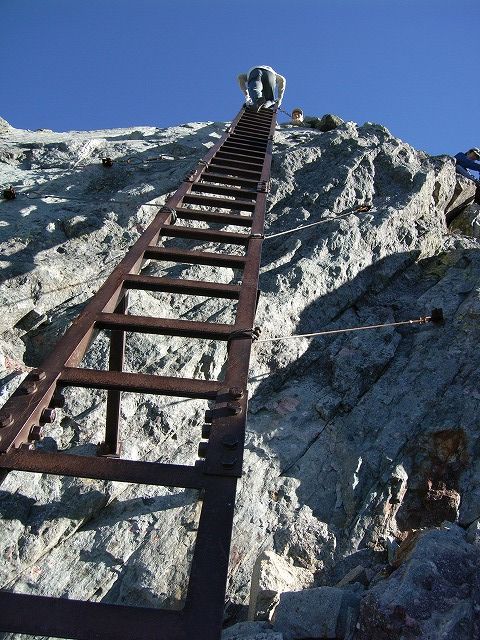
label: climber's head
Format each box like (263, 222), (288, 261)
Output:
(291, 107), (304, 124)
(467, 147), (480, 160)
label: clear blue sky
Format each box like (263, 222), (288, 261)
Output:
(2, 0), (479, 156)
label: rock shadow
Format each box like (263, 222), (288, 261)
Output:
(249, 246), (479, 546)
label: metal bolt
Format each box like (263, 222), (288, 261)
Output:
(229, 387), (244, 399)
(30, 369), (46, 381)
(221, 435), (238, 450)
(21, 381), (37, 395)
(40, 408), (56, 424)
(28, 425), (42, 442)
(197, 441), (209, 459)
(227, 402), (242, 416)
(0, 414), (13, 429)
(201, 423), (211, 439)
(221, 457), (238, 469)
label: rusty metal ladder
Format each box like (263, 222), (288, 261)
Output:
(0, 105), (276, 639)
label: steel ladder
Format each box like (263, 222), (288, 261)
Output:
(0, 105), (276, 640)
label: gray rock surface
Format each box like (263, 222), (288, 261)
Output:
(222, 622), (283, 640)
(0, 117), (12, 136)
(354, 524), (480, 640)
(450, 201), (480, 239)
(273, 586), (360, 639)
(1, 112), (480, 639)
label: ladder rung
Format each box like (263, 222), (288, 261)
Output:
(239, 111), (272, 124)
(215, 151), (264, 166)
(221, 144), (265, 157)
(228, 136), (268, 148)
(234, 120), (270, 135)
(229, 132), (269, 143)
(191, 183), (257, 198)
(0, 448), (205, 488)
(0, 592), (184, 640)
(123, 274), (241, 299)
(224, 144), (266, 155)
(96, 313), (235, 339)
(200, 173), (259, 189)
(241, 111), (273, 121)
(144, 246), (247, 269)
(234, 126), (271, 136)
(161, 225), (250, 245)
(173, 206), (253, 226)
(208, 163), (262, 179)
(60, 367), (221, 399)
(181, 193), (255, 211)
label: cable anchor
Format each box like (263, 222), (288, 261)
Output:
(227, 327), (262, 344)
(429, 308), (444, 324)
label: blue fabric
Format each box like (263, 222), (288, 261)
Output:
(454, 152), (480, 179)
(247, 67), (276, 104)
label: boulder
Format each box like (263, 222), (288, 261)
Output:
(273, 586), (360, 639)
(316, 113), (345, 132)
(450, 202), (480, 238)
(248, 549), (313, 621)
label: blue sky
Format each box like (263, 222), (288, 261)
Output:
(2, 0), (479, 156)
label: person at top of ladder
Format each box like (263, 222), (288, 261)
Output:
(455, 147), (480, 181)
(455, 147), (480, 204)
(237, 65), (286, 113)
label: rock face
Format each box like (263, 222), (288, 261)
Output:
(1, 112), (480, 640)
(355, 524), (480, 639)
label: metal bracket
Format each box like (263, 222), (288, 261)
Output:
(96, 441), (122, 458)
(200, 388), (248, 477)
(257, 180), (269, 193)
